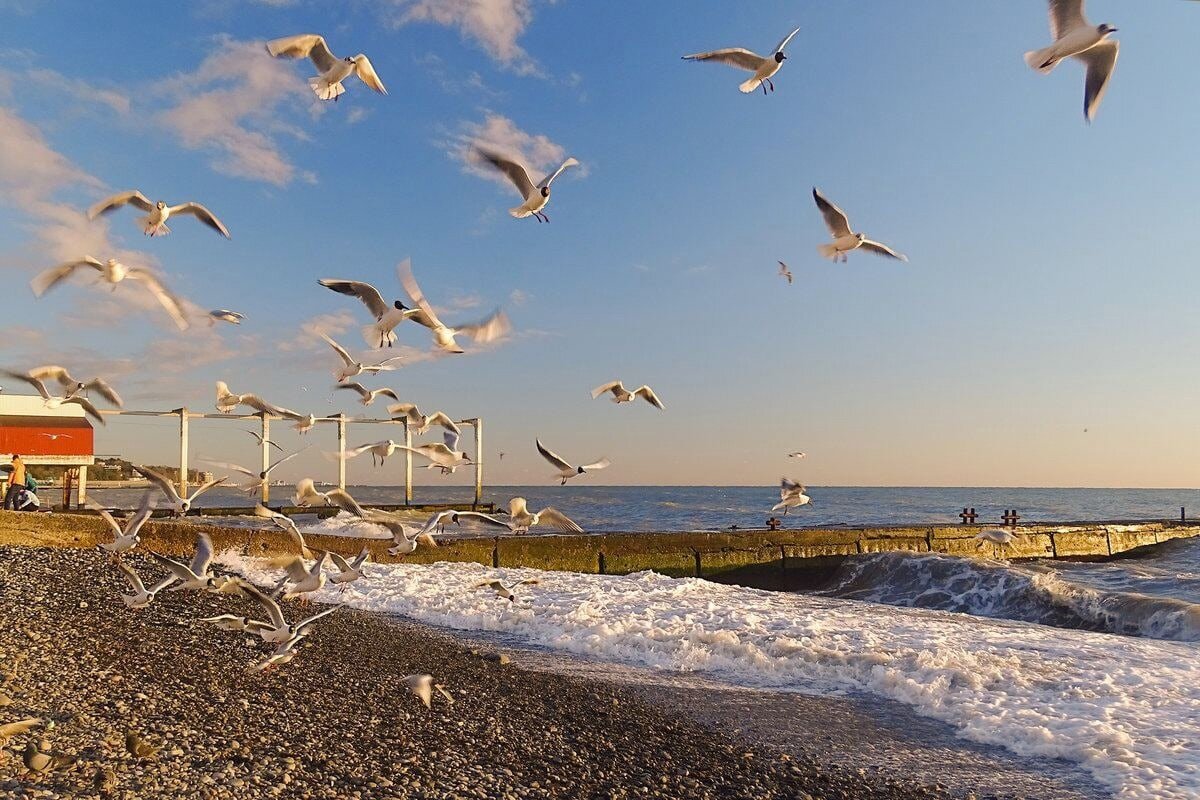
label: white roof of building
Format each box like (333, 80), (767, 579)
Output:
(0, 394), (86, 418)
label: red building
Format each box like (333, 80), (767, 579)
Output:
(0, 394), (96, 503)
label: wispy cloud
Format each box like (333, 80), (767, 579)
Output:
(387, 0), (551, 75)
(508, 288), (530, 306)
(156, 37), (316, 186)
(446, 111), (582, 187)
(413, 52), (503, 98)
(345, 107), (372, 126)
(24, 68), (131, 115)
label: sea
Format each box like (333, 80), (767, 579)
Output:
(91, 484), (1200, 799)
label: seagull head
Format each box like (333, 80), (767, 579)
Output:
(155, 200), (167, 210)
(1098, 23), (1117, 36)
(344, 56), (355, 63)
(855, 232), (867, 243)
(775, 52), (787, 63)
(393, 300), (409, 311)
(540, 186), (550, 198)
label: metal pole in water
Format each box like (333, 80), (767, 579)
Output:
(1182, 507), (1186, 523)
(404, 420), (413, 506)
(473, 417), (483, 509)
(260, 412), (270, 504)
(336, 414), (347, 491)
(177, 407), (189, 501)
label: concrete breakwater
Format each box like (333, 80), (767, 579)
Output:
(2, 510), (1197, 590)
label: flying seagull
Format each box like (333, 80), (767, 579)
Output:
(266, 34), (387, 101)
(88, 191), (231, 239)
(115, 558), (176, 609)
(474, 147), (580, 223)
(150, 532), (220, 592)
(386, 402), (460, 436)
(321, 334), (404, 382)
(398, 260), (511, 354)
(214, 381), (300, 417)
(134, 465), (226, 515)
(90, 492), (155, 554)
(28, 365), (123, 408)
(237, 580), (341, 643)
(476, 578), (539, 603)
(404, 674), (454, 709)
(208, 310), (244, 326)
(344, 439), (400, 467)
(204, 448), (306, 496)
(329, 546), (371, 586)
(30, 256), (190, 330)
(788, 451), (807, 459)
(771, 478), (811, 514)
(318, 275), (419, 348)
(812, 188), (907, 263)
(590, 380), (665, 410)
(336, 382), (400, 407)
(246, 429), (283, 453)
(1025, 0), (1118, 122)
(253, 503), (314, 559)
(536, 438), (609, 485)
(682, 26), (800, 94)
(292, 478), (367, 516)
(778, 261), (793, 284)
(499, 497), (583, 535)
(398, 430), (473, 473)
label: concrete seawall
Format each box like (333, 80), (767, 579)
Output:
(2, 510), (1196, 590)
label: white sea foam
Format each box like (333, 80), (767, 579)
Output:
(219, 555), (1200, 800)
(297, 511), (392, 539)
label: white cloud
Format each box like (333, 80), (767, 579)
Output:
(508, 288), (529, 306)
(24, 68), (131, 115)
(156, 37), (316, 186)
(388, 0), (549, 75)
(447, 111), (581, 187)
(345, 107), (372, 126)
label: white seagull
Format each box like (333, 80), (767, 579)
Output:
(30, 256), (190, 330)
(788, 451), (807, 459)
(266, 33), (387, 101)
(318, 275), (419, 348)
(150, 532), (220, 592)
(771, 478), (811, 514)
(404, 674), (454, 709)
(590, 380), (665, 410)
(115, 559), (177, 609)
(415, 509), (509, 538)
(474, 147), (580, 223)
(1025, 1), (1118, 122)
(812, 188), (907, 263)
(292, 479), (367, 517)
(536, 438), (609, 485)
(335, 382), (400, 407)
(134, 465), (227, 515)
(682, 26), (800, 95)
(27, 365), (123, 408)
(88, 191), (231, 239)
(344, 439), (399, 467)
(499, 497), (583, 535)
(238, 580), (342, 643)
(277, 552), (331, 601)
(208, 310), (244, 326)
(328, 547), (371, 586)
(476, 578), (539, 603)
(321, 334), (404, 382)
(975, 529), (1019, 550)
(90, 493), (155, 554)
(386, 403), (460, 437)
(214, 381), (302, 418)
(253, 503), (314, 560)
(399, 430), (473, 473)
(204, 448), (306, 496)
(398, 260), (511, 354)
(370, 512), (438, 556)
(778, 261), (793, 285)
(246, 430), (283, 453)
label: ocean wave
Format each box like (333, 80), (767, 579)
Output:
(823, 551), (1200, 642)
(218, 553), (1200, 800)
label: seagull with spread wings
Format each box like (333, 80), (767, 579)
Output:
(318, 274), (420, 348)
(204, 448), (306, 496)
(336, 382), (400, 407)
(88, 191), (230, 238)
(474, 147), (580, 223)
(30, 256), (190, 330)
(778, 261), (793, 285)
(1024, 0), (1118, 122)
(499, 497), (583, 535)
(590, 380), (665, 410)
(266, 33), (387, 101)
(398, 259), (511, 354)
(321, 334), (404, 382)
(682, 26), (800, 95)
(292, 478), (367, 518)
(134, 465), (226, 515)
(536, 438), (609, 485)
(27, 365), (123, 408)
(812, 188), (907, 263)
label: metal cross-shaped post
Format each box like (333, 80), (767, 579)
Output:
(1002, 509), (1020, 527)
(959, 507), (977, 524)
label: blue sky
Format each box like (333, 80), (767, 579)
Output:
(2, 1), (1199, 488)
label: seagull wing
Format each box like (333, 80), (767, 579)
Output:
(86, 500), (123, 537)
(0, 369), (50, 400)
(326, 488), (367, 518)
(454, 511), (511, 530)
(237, 580), (289, 628)
(320, 334), (356, 367)
(204, 460), (256, 479)
(126, 491), (157, 535)
(30, 257), (104, 297)
(1077, 39), (1118, 123)
(187, 476), (228, 503)
(88, 190), (153, 219)
(352, 54), (387, 94)
(1049, 0), (1087, 40)
(82, 377), (123, 408)
(266, 33), (338, 72)
(133, 465), (182, 506)
(127, 270), (189, 331)
(350, 546), (370, 568)
(455, 309), (511, 345)
(190, 532), (215, 576)
(474, 147), (536, 200)
(579, 457), (610, 472)
(772, 27), (801, 54)
(373, 388), (400, 403)
(426, 412), (460, 437)
(591, 380), (623, 399)
(150, 551), (197, 582)
(28, 365), (74, 387)
(536, 507), (583, 533)
(281, 556), (312, 583)
(387, 402), (421, 422)
(535, 438), (572, 471)
(318, 279), (389, 320)
(396, 258), (446, 330)
(632, 386), (665, 410)
(115, 559), (147, 594)
(265, 449), (306, 476)
(295, 603), (343, 633)
(681, 47), (764, 72)
(812, 188), (853, 238)
(859, 239), (908, 262)
(336, 382), (371, 401)
(537, 157), (580, 190)
(328, 551), (352, 572)
(61, 396), (106, 426)
(166, 202), (231, 239)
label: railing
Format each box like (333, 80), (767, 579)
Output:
(92, 408), (484, 507)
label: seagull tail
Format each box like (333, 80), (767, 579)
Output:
(310, 77), (345, 101)
(508, 205), (532, 219)
(816, 243), (840, 261)
(738, 77), (763, 94)
(141, 217), (168, 236)
(362, 323), (396, 348)
(1023, 48), (1057, 74)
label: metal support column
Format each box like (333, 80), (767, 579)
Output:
(404, 420), (413, 505)
(336, 414), (347, 491)
(473, 417), (483, 509)
(177, 407), (189, 501)
(260, 412), (271, 503)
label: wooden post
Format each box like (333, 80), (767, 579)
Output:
(177, 407), (189, 500)
(473, 417), (483, 509)
(260, 412), (271, 504)
(403, 420), (413, 506)
(77, 464), (88, 507)
(336, 414), (347, 491)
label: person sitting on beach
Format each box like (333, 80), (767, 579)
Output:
(3, 454), (25, 510)
(15, 484), (40, 512)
